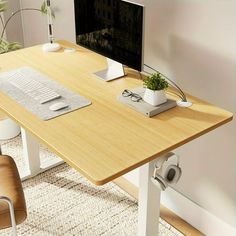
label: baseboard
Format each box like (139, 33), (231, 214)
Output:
(161, 188), (236, 236)
(113, 177), (204, 236)
(114, 176), (236, 236)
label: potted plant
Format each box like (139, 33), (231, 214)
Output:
(0, 0), (51, 54)
(143, 72), (169, 106)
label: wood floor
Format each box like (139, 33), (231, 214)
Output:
(113, 177), (205, 236)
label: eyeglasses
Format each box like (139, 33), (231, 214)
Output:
(122, 89), (142, 102)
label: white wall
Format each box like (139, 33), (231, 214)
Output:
(19, 0), (47, 46)
(16, 0), (236, 235)
(20, 0), (75, 46)
(3, 0), (24, 45)
(139, 0), (236, 232)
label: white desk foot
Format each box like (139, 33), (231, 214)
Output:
(138, 159), (161, 236)
(20, 128), (64, 181)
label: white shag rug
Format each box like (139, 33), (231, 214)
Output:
(0, 135), (183, 236)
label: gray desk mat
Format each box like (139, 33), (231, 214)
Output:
(118, 87), (176, 117)
(0, 67), (91, 121)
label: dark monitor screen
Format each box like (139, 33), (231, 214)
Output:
(74, 0), (144, 71)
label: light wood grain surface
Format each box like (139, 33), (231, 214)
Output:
(0, 110), (7, 121)
(0, 41), (233, 185)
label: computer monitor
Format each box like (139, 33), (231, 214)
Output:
(74, 0), (144, 81)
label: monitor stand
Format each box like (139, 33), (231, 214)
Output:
(94, 58), (125, 81)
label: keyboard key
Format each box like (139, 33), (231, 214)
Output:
(9, 72), (61, 104)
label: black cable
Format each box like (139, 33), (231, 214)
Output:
(143, 64), (187, 102)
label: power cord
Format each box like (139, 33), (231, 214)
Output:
(143, 64), (192, 107)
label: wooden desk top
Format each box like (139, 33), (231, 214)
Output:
(0, 41), (233, 185)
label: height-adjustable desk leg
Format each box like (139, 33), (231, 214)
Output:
(21, 128), (41, 177)
(20, 128), (64, 181)
(138, 158), (161, 236)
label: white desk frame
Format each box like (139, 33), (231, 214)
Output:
(20, 128), (63, 181)
(20, 128), (161, 236)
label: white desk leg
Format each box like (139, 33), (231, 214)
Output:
(21, 128), (41, 177)
(20, 128), (64, 181)
(138, 159), (161, 236)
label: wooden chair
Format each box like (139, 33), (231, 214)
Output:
(0, 148), (27, 236)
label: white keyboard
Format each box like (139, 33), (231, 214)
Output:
(9, 71), (61, 104)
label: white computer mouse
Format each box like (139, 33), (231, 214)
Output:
(49, 102), (69, 111)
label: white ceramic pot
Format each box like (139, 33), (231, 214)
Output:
(143, 88), (167, 106)
(0, 118), (21, 140)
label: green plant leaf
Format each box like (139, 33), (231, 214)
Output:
(40, 1), (55, 18)
(143, 73), (169, 91)
(41, 1), (47, 14)
(0, 40), (9, 54)
(0, 38), (22, 54)
(0, 43), (7, 54)
(7, 41), (22, 51)
(0, 0), (7, 12)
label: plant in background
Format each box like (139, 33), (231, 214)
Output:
(143, 72), (169, 91)
(0, 0), (51, 54)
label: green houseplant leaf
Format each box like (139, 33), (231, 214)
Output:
(0, 38), (21, 53)
(143, 73), (169, 91)
(40, 1), (47, 14)
(41, 1), (55, 18)
(0, 0), (7, 12)
(7, 41), (22, 51)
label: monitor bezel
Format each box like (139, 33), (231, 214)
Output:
(74, 0), (145, 72)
